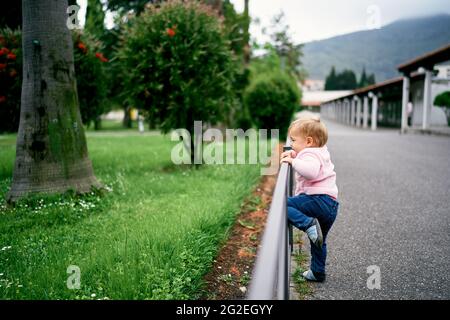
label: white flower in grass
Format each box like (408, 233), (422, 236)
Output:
(91, 293), (96, 298)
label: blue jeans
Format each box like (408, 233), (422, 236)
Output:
(287, 193), (339, 275)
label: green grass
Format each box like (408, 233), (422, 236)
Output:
(85, 119), (138, 132)
(0, 130), (272, 299)
(292, 248), (313, 299)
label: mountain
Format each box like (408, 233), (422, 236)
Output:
(301, 14), (450, 82)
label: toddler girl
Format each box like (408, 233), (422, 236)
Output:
(280, 117), (339, 282)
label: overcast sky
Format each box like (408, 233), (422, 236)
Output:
(230, 0), (450, 44)
(77, 0), (450, 44)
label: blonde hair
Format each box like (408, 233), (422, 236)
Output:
(288, 116), (328, 147)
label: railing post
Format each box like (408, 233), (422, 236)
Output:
(283, 145), (294, 255)
(283, 144), (294, 300)
(248, 139), (294, 300)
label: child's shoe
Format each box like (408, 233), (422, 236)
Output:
(306, 218), (323, 249)
(302, 269), (326, 282)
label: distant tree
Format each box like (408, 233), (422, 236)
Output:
(359, 67), (367, 88)
(325, 67), (359, 90)
(266, 12), (304, 81)
(358, 67), (376, 88)
(325, 66), (337, 90)
(338, 69), (357, 90)
(367, 73), (376, 86)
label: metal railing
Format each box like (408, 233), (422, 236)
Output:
(247, 142), (294, 300)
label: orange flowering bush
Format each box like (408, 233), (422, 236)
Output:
(118, 0), (236, 134)
(73, 31), (110, 128)
(0, 27), (111, 133)
(0, 28), (21, 133)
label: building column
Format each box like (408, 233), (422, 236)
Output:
(337, 101), (341, 122)
(342, 100), (347, 124)
(345, 100), (351, 124)
(363, 96), (369, 129)
(401, 76), (410, 133)
(351, 97), (356, 126)
(334, 102), (337, 120)
(422, 69), (432, 130)
(356, 96), (362, 127)
(348, 98), (353, 126)
(370, 92), (378, 131)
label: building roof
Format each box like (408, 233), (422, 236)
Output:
(398, 43), (450, 75)
(301, 90), (352, 106)
(352, 77), (403, 95)
(321, 72), (427, 104)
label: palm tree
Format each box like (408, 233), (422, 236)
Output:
(7, 0), (102, 202)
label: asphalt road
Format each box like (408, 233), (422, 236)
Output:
(302, 119), (450, 300)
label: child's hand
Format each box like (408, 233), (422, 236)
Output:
(280, 150), (297, 159)
(280, 150), (295, 165)
(280, 156), (293, 165)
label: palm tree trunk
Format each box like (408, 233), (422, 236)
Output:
(7, 0), (102, 202)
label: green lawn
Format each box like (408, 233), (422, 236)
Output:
(85, 119), (139, 132)
(0, 130), (267, 299)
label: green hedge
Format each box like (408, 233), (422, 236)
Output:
(244, 72), (300, 137)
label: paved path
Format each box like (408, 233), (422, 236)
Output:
(303, 119), (450, 300)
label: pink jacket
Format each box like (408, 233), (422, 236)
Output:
(291, 145), (338, 199)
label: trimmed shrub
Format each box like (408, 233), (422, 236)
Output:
(118, 0), (236, 134)
(244, 72), (300, 138)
